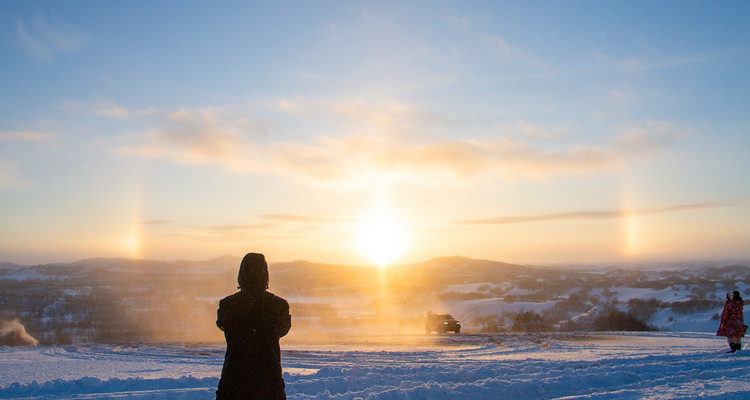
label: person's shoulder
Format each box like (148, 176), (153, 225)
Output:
(219, 291), (242, 305)
(264, 291), (290, 307)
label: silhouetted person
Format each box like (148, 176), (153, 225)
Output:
(216, 253), (291, 400)
(716, 290), (746, 353)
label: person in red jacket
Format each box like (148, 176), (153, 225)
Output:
(216, 253), (291, 399)
(716, 290), (746, 353)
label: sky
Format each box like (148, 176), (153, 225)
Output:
(1, 1), (749, 267)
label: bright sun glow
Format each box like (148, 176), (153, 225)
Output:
(356, 205), (407, 267)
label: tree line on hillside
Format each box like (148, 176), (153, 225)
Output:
(460, 285), (727, 333)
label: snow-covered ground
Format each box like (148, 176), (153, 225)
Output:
(2, 332), (749, 399)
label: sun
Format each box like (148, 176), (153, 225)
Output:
(356, 205), (407, 267)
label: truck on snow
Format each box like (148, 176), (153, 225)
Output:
(425, 312), (461, 334)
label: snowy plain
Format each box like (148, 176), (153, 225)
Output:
(2, 256), (748, 398)
(2, 332), (749, 400)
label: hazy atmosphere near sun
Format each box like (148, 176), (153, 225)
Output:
(1, 1), (749, 266)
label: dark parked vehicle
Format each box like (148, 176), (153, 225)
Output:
(425, 313), (461, 333)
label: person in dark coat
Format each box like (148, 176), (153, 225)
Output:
(216, 253), (291, 400)
(716, 290), (746, 353)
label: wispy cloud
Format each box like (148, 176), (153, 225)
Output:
(269, 134), (618, 184)
(141, 214), (340, 239)
(12, 11), (89, 61)
(454, 200), (748, 225)
(0, 160), (16, 188)
(62, 99), (129, 119)
(487, 35), (549, 71)
(258, 214), (316, 222)
(206, 224), (271, 236)
(105, 100), (680, 186)
(611, 120), (682, 155)
(0, 159), (25, 190)
(0, 130), (56, 143)
(591, 47), (732, 73)
(258, 213), (351, 224)
(117, 106), (271, 172)
(0, 131), (54, 190)
(140, 220), (173, 225)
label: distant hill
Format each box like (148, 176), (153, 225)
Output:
(0, 262), (27, 269)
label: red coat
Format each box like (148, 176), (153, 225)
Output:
(716, 299), (746, 337)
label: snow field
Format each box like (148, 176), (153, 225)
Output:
(1, 332), (749, 399)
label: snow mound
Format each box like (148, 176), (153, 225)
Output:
(0, 376), (216, 399)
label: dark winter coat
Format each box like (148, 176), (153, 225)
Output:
(716, 299), (746, 338)
(216, 289), (291, 400)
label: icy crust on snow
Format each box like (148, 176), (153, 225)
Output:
(1, 332), (750, 399)
(0, 377), (216, 399)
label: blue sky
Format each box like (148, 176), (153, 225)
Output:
(1, 1), (749, 265)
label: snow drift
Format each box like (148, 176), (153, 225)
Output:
(1, 332), (749, 399)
